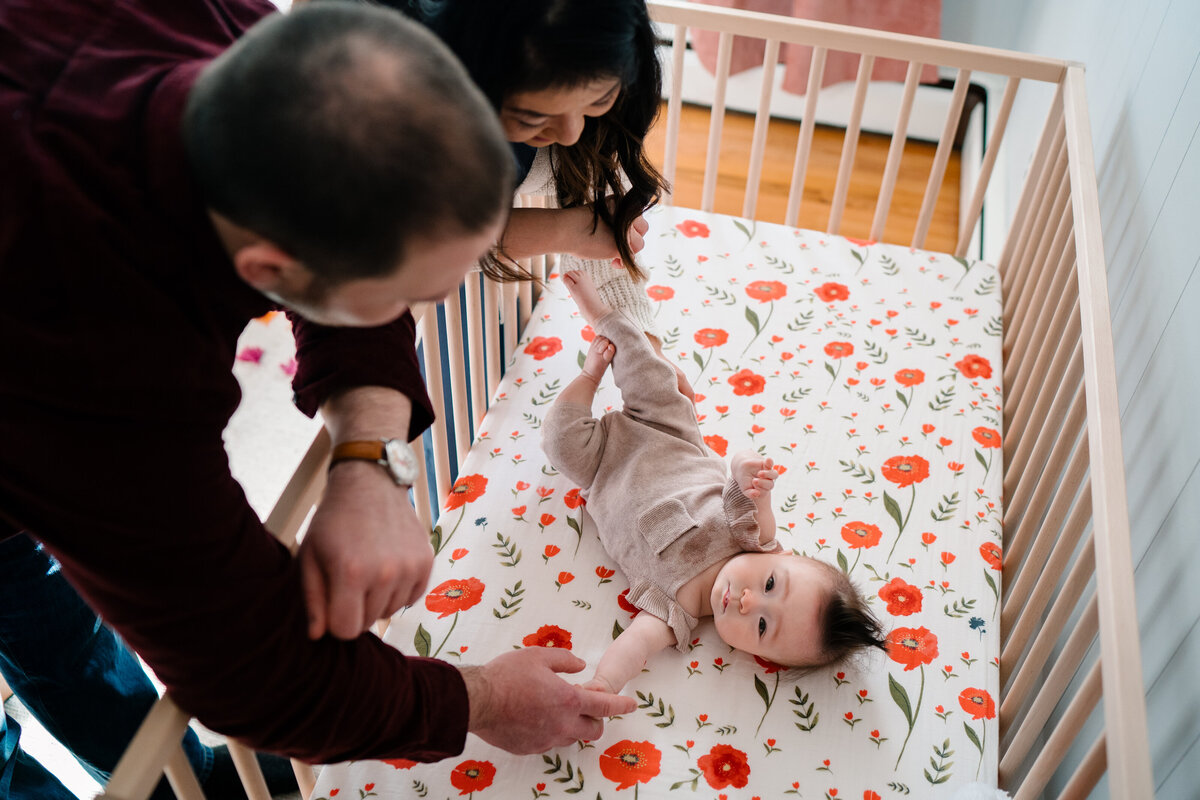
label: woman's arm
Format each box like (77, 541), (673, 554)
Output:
(581, 611), (676, 694)
(500, 207), (646, 261)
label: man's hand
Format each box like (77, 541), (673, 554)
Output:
(298, 460), (434, 639)
(462, 648), (636, 753)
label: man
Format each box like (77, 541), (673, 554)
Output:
(0, 0), (634, 790)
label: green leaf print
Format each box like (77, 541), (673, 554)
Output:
(414, 624), (431, 658)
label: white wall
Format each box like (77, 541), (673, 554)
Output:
(944, 0), (1200, 795)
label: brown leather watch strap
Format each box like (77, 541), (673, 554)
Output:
(329, 440), (386, 466)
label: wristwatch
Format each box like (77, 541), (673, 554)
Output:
(328, 438), (421, 486)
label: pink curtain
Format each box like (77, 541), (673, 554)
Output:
(690, 0), (941, 93)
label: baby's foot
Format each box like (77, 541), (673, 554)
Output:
(563, 270), (612, 326)
(731, 450), (778, 499)
(582, 336), (615, 383)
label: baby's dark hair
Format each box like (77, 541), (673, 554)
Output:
(811, 558), (888, 667)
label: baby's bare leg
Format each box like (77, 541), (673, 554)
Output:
(731, 450), (778, 545)
(559, 336), (615, 407)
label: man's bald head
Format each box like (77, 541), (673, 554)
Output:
(184, 1), (513, 282)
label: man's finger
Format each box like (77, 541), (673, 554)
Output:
(537, 647), (587, 673)
(573, 685), (637, 717)
(326, 574), (368, 640)
(300, 552), (329, 640)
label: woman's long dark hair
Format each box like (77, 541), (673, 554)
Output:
(398, 0), (668, 282)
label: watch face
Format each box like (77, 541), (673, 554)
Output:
(383, 438), (421, 485)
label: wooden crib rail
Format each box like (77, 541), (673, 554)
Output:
(100, 6), (1151, 800)
(994, 66), (1150, 798)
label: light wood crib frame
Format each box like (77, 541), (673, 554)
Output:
(99, 1), (1151, 798)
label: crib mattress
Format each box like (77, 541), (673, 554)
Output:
(310, 205), (1004, 799)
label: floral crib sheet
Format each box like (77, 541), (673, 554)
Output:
(311, 205), (1005, 800)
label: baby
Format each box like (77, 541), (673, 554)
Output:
(542, 271), (886, 693)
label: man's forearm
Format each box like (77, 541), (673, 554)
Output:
(321, 385), (413, 443)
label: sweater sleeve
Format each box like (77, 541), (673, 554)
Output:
(0, 400), (469, 763)
(289, 310), (435, 442)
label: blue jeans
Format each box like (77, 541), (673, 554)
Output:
(0, 534), (211, 800)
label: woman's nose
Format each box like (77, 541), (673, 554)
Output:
(552, 114), (585, 146)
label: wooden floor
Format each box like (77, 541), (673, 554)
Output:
(645, 103), (961, 254)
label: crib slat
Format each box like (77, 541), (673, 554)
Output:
(1005, 157), (1072, 341)
(1010, 660), (1103, 800)
(100, 697), (193, 800)
(1059, 733), (1107, 800)
(910, 68), (972, 249)
(956, 76), (1020, 257)
(661, 23), (687, 203)
(784, 46), (826, 227)
(869, 60), (922, 242)
(827, 53), (874, 235)
(228, 742), (272, 800)
(1003, 438), (1089, 618)
(1004, 237), (1078, 423)
(443, 292), (471, 469)
(465, 276), (487, 430)
(502, 280), (518, 369)
(411, 446), (434, 531)
(742, 38), (781, 220)
(1006, 386), (1087, 541)
(998, 82), (1063, 296)
(485, 278), (502, 402)
(1002, 497), (1093, 686)
(418, 306), (452, 505)
(1004, 340), (1083, 503)
(163, 746), (207, 800)
(701, 31), (734, 212)
(263, 427), (330, 552)
(1062, 65), (1151, 796)
(1004, 128), (1068, 326)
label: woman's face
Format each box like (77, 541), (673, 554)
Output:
(498, 77), (621, 146)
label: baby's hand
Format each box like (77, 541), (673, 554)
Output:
(579, 675), (620, 695)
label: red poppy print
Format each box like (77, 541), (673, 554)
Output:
(728, 369), (766, 396)
(449, 759), (496, 795)
(563, 487), (585, 509)
(840, 521), (883, 549)
(746, 280), (787, 303)
(958, 687), (996, 720)
(878, 577), (923, 616)
(383, 758), (417, 770)
(445, 474), (488, 510)
(703, 434), (729, 457)
(824, 340), (854, 359)
(647, 284), (675, 301)
(424, 577), (485, 618)
(844, 236), (876, 247)
(524, 336), (563, 361)
(980, 541), (1002, 570)
(676, 219), (711, 238)
(894, 368), (925, 387)
(814, 282), (850, 302)
(522, 624), (573, 650)
(881, 455), (930, 488)
(580, 325), (595, 343)
(955, 354), (993, 379)
(694, 328), (729, 348)
(886, 626), (939, 671)
(599, 739), (662, 790)
(754, 655), (785, 674)
(972, 426), (1002, 448)
(617, 588), (641, 617)
(698, 744), (751, 789)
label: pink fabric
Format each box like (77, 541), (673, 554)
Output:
(691, 0), (941, 92)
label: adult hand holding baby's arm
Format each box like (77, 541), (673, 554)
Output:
(462, 648), (636, 753)
(583, 611), (676, 695)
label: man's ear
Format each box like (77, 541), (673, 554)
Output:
(230, 241), (307, 294)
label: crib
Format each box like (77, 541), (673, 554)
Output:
(99, 1), (1151, 798)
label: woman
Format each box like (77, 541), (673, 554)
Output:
(393, 0), (668, 282)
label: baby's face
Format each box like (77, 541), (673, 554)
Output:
(710, 553), (831, 666)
